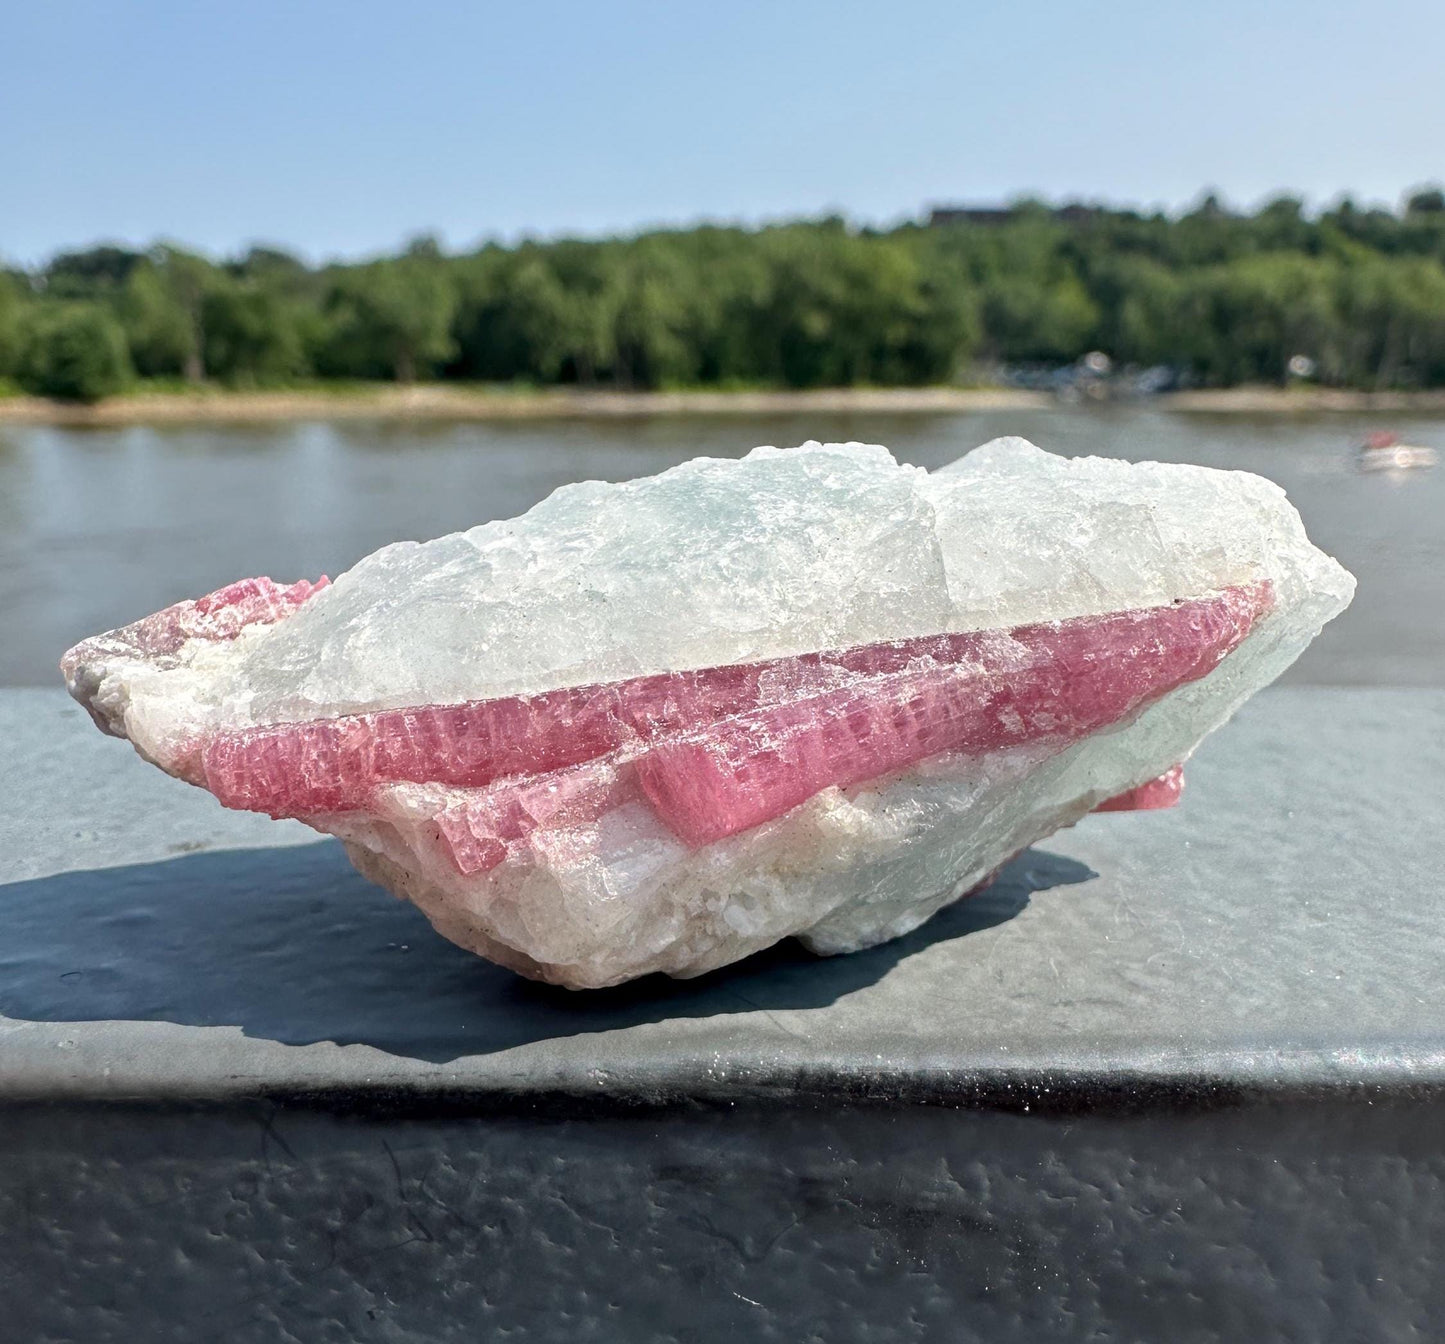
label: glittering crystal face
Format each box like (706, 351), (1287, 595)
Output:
(62, 439), (1354, 988)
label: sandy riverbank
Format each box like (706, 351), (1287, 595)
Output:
(5, 383), (1445, 425)
(0, 385), (1048, 425)
(1161, 386), (1445, 413)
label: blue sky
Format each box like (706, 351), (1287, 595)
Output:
(3, 0), (1443, 265)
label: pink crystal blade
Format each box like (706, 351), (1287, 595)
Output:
(59, 576), (329, 753)
(60, 575), (329, 682)
(424, 588), (1261, 873)
(202, 585), (1269, 822)
(633, 584), (1268, 846)
(201, 584), (1268, 874)
(434, 761), (638, 876)
(1095, 764), (1186, 812)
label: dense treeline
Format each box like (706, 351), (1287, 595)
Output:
(6, 190), (1445, 401)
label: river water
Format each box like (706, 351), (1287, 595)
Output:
(3, 405), (1441, 686)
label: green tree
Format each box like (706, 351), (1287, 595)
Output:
(17, 192), (1445, 397)
(604, 238), (699, 388)
(451, 247), (608, 384)
(321, 254), (457, 382)
(43, 247), (145, 299)
(1096, 257), (1192, 366)
(980, 274), (1099, 363)
(0, 272), (30, 381)
(1405, 187), (1445, 217)
(202, 276), (310, 384)
(743, 225), (973, 387)
(20, 303), (131, 402)
(117, 259), (193, 378)
(1334, 255), (1445, 387)
(150, 246), (214, 382)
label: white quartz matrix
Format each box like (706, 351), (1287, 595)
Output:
(63, 439), (1354, 987)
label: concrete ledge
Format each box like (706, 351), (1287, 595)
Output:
(3, 687), (1442, 1105)
(2, 688), (1442, 1340)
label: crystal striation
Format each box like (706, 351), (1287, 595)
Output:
(61, 439), (1355, 987)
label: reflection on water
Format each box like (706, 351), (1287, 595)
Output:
(2, 405), (1442, 686)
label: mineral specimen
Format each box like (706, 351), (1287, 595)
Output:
(62, 438), (1354, 988)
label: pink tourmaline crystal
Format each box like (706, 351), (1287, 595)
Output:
(1095, 764), (1186, 812)
(196, 585), (1266, 828)
(635, 588), (1265, 846)
(60, 439), (1354, 987)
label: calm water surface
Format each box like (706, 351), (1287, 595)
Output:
(2, 405), (1442, 686)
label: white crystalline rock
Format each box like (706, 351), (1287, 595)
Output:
(64, 439), (1354, 988)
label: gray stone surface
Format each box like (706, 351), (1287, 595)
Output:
(1, 687), (1442, 1101)
(2, 688), (1442, 1342)
(4, 1099), (1441, 1344)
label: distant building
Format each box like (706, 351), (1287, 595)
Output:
(927, 206), (1014, 228)
(927, 203), (1103, 228)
